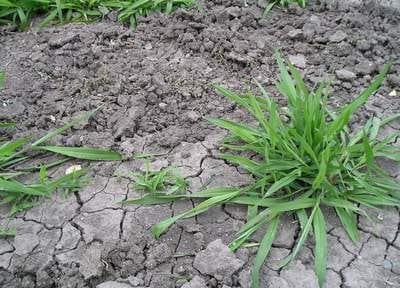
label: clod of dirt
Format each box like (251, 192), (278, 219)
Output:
(181, 275), (207, 288)
(335, 69), (357, 81)
(193, 239), (245, 283)
(329, 30), (348, 43)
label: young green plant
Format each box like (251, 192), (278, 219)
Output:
(123, 53), (400, 287)
(133, 163), (187, 195)
(0, 0), (195, 29)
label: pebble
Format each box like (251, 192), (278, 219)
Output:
(288, 29), (303, 40)
(288, 54), (306, 69)
(159, 102), (168, 110)
(356, 39), (371, 51)
(329, 30), (347, 43)
(388, 75), (400, 87)
(335, 69), (356, 81)
(186, 111), (201, 122)
(355, 61), (377, 75)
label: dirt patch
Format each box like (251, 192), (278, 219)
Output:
(0, 0), (399, 287)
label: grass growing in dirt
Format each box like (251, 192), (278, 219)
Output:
(0, 0), (195, 30)
(0, 72), (121, 220)
(264, 0), (306, 15)
(133, 164), (187, 195)
(123, 53), (400, 287)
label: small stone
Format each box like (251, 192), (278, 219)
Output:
(288, 54), (306, 69)
(48, 32), (79, 48)
(159, 102), (167, 110)
(144, 43), (153, 50)
(388, 75), (400, 87)
(329, 30), (347, 43)
(186, 111), (201, 123)
(0, 100), (25, 118)
(287, 29), (303, 40)
(389, 90), (397, 97)
(226, 7), (241, 18)
(335, 69), (356, 81)
(355, 61), (377, 75)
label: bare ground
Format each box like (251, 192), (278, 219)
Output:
(0, 0), (399, 287)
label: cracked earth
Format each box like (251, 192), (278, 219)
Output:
(0, 0), (400, 287)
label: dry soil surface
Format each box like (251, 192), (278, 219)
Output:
(0, 0), (400, 287)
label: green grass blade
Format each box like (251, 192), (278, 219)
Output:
(0, 178), (47, 196)
(313, 206), (327, 288)
(335, 207), (359, 242)
(251, 216), (280, 288)
(264, 169), (300, 197)
(280, 201), (319, 267)
(328, 63), (390, 137)
(37, 146), (122, 161)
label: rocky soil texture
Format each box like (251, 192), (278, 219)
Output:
(0, 0), (399, 287)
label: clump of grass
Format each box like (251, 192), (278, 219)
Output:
(124, 52), (400, 287)
(264, 0), (306, 15)
(0, 225), (15, 237)
(0, 0), (195, 30)
(0, 71), (122, 217)
(133, 163), (187, 195)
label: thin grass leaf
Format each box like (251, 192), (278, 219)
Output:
(37, 146), (122, 161)
(264, 169), (300, 197)
(251, 216), (280, 288)
(280, 200), (320, 267)
(313, 206), (327, 287)
(328, 63), (390, 137)
(335, 207), (359, 242)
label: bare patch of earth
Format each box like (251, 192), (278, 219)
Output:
(0, 0), (399, 287)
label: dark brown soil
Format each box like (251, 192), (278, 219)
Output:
(0, 1), (399, 287)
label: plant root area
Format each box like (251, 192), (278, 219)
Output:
(0, 1), (400, 287)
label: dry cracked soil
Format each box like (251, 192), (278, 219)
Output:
(0, 0), (400, 287)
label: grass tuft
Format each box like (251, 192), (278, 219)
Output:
(264, 0), (307, 15)
(125, 52), (400, 287)
(0, 0), (195, 30)
(131, 164), (187, 195)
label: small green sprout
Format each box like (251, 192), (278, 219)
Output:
(133, 163), (187, 195)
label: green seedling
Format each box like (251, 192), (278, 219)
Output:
(132, 163), (187, 195)
(124, 52), (400, 288)
(264, 0), (306, 15)
(0, 0), (195, 30)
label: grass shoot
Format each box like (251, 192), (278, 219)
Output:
(132, 163), (187, 195)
